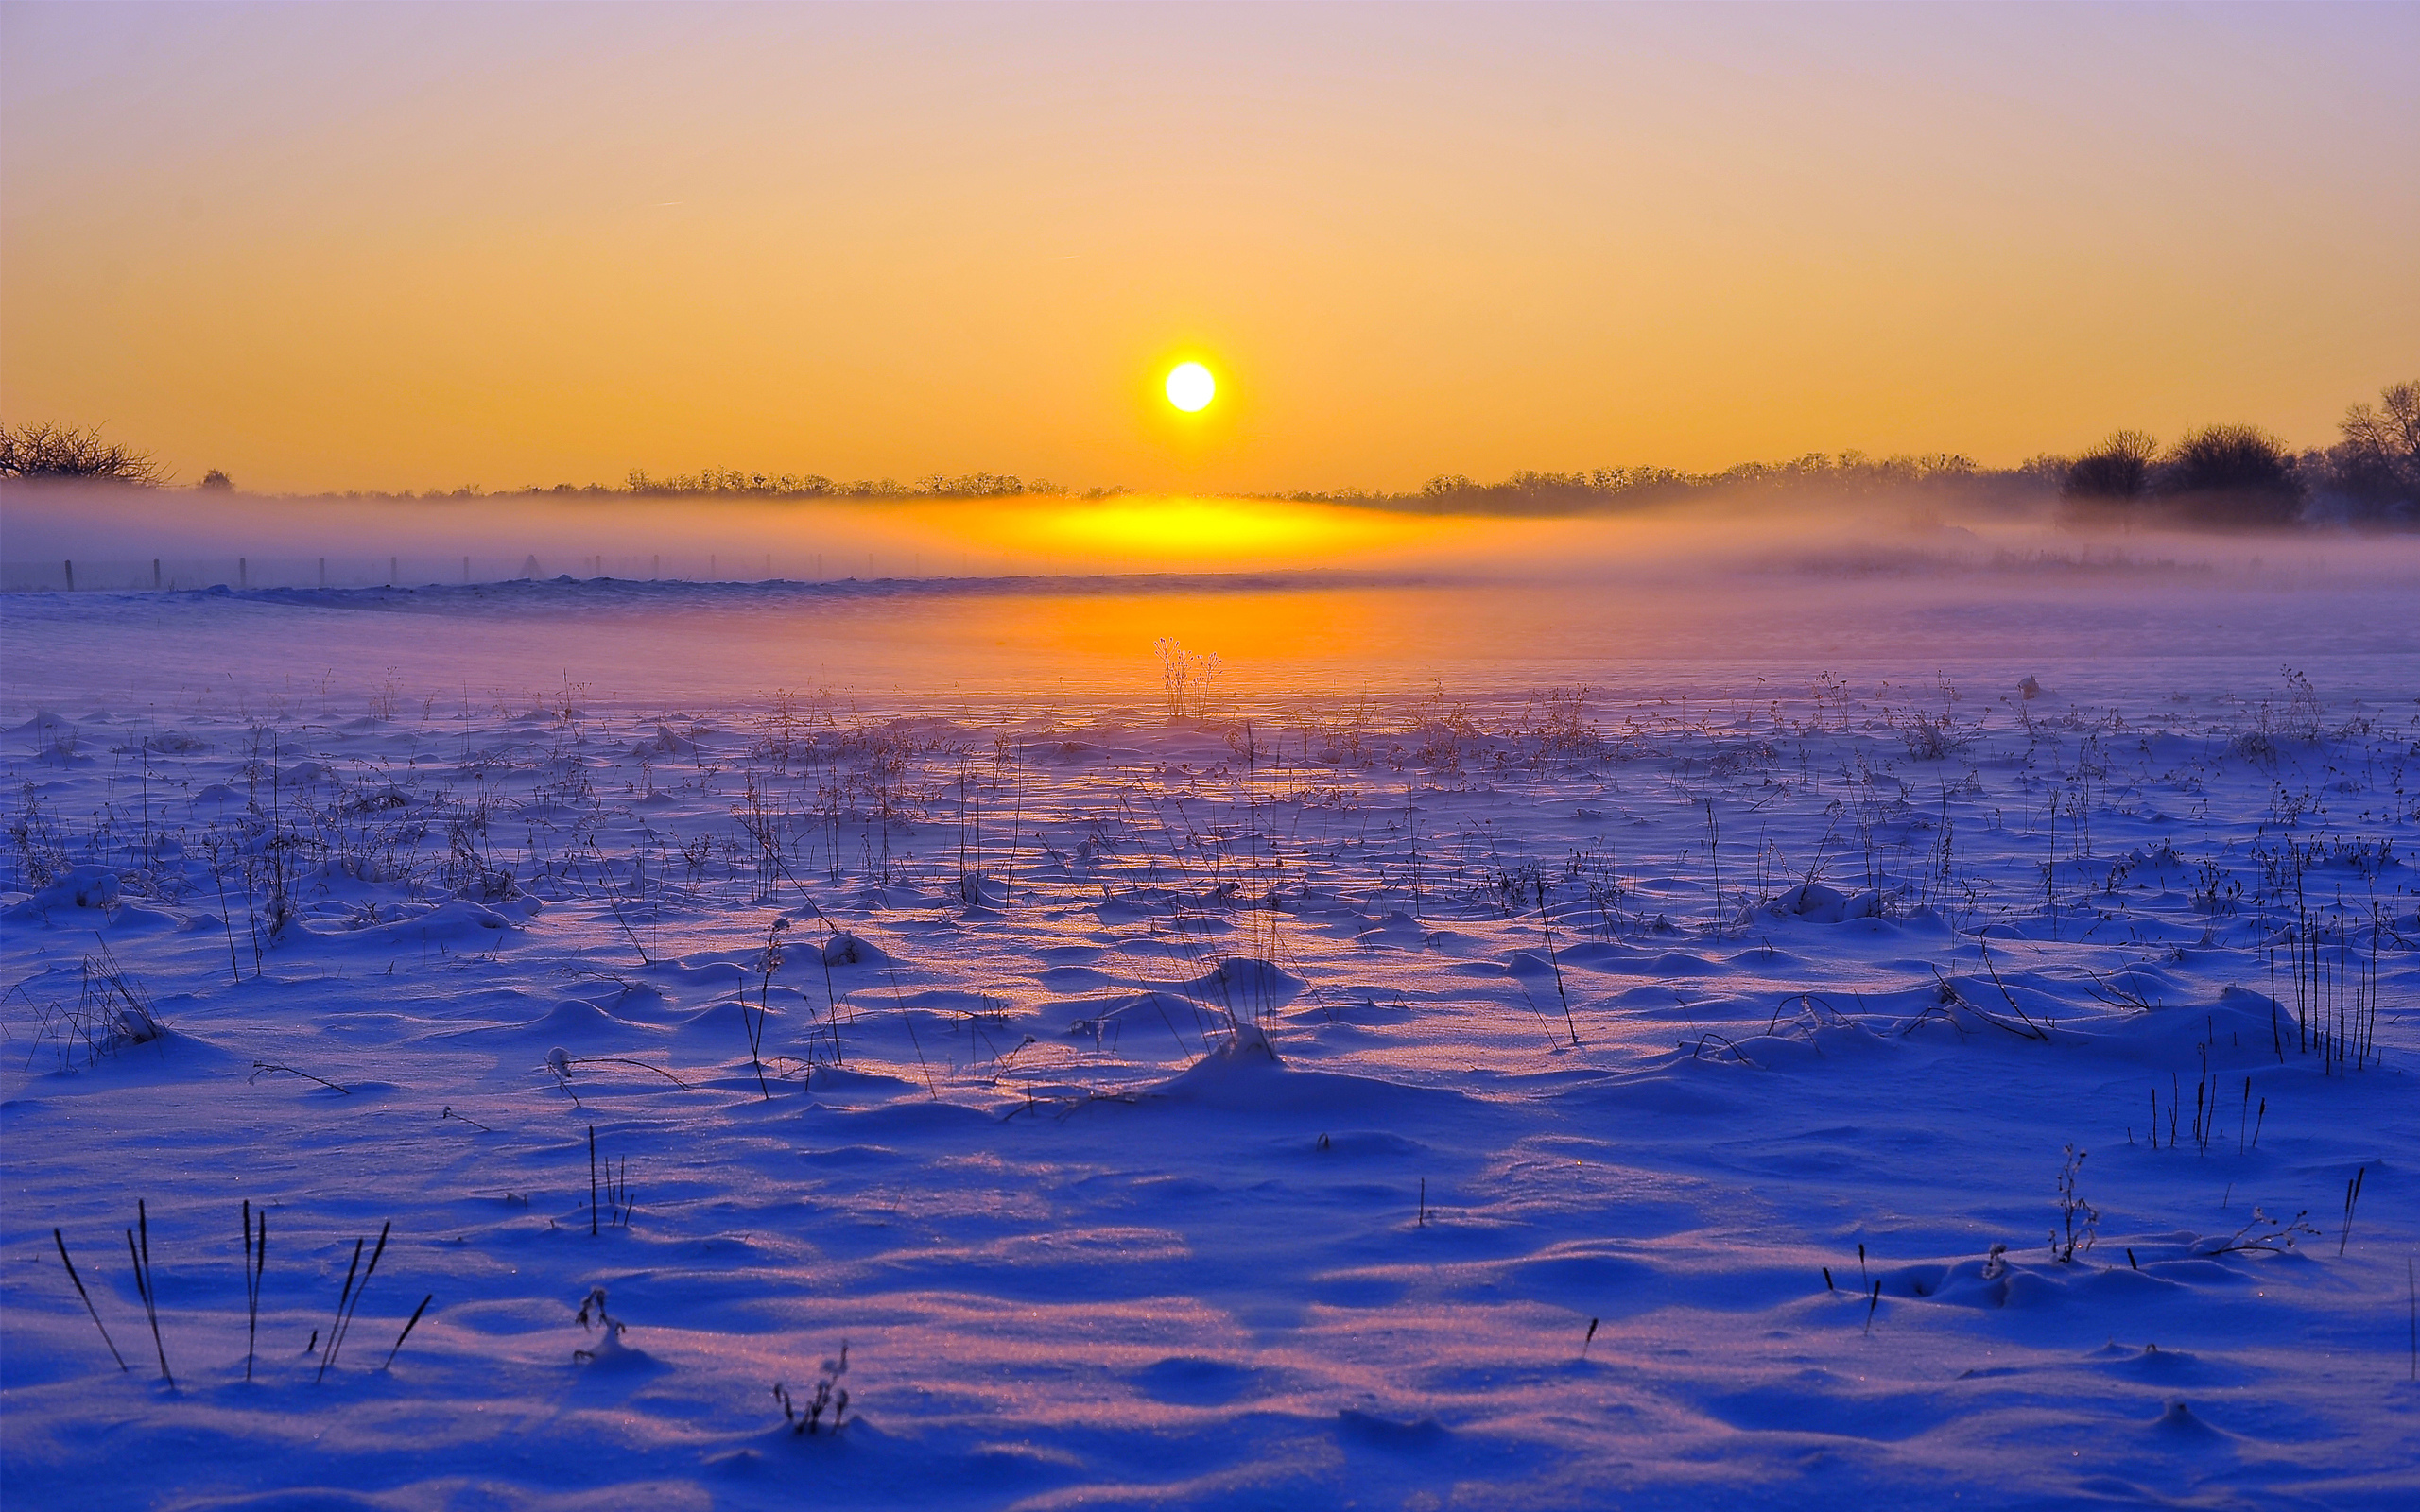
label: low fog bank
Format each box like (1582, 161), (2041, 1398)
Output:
(4, 475), (2413, 720)
(9, 477), (2420, 594)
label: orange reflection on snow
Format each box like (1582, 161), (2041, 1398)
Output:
(1000, 590), (1398, 679)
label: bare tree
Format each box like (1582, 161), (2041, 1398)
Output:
(2321, 380), (2420, 522)
(2060, 430), (2158, 513)
(2155, 424), (2301, 526)
(2341, 380), (2420, 461)
(0, 422), (168, 485)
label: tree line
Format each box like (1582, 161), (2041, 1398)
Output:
(6, 378), (2412, 528)
(1335, 378), (2414, 527)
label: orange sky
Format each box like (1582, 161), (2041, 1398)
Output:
(4, 3), (2415, 496)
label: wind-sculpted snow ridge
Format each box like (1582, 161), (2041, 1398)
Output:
(222, 571), (1468, 622)
(2, 605), (2416, 1509)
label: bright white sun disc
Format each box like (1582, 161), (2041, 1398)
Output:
(1165, 362), (1216, 412)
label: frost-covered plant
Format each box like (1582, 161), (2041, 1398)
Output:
(2187, 859), (2239, 916)
(2199, 1208), (2320, 1257)
(15, 943), (166, 1074)
(7, 782), (73, 888)
(1407, 686), (1477, 771)
(1895, 710), (1967, 762)
(756, 688), (803, 774)
(735, 770), (786, 901)
(1155, 638), (1219, 721)
(2262, 666), (2325, 746)
(2049, 1145), (2098, 1263)
(772, 1342), (851, 1435)
(1508, 686), (1602, 770)
(676, 830), (716, 884)
(572, 1286), (625, 1362)
(746, 915), (788, 1099)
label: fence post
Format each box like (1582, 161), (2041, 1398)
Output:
(63, 559), (74, 591)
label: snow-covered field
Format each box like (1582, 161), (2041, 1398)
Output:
(3, 558), (2416, 1510)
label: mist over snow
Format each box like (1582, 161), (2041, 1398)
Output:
(9, 478), (2420, 594)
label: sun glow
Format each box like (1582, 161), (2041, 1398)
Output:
(927, 493), (1448, 569)
(1164, 362), (1217, 413)
(1015, 496), (1429, 565)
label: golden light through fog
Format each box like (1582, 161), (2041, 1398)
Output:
(1165, 362), (1217, 413)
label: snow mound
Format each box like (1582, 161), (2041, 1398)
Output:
(1155, 1023), (1283, 1095)
(2081, 986), (2293, 1066)
(2, 864), (122, 919)
(392, 900), (518, 941)
(525, 1000), (649, 1042)
(821, 932), (891, 967)
(1336, 1408), (1449, 1450)
(675, 999), (776, 1047)
(1751, 882), (1889, 924)
(6, 711), (75, 740)
(1183, 956), (1305, 1005)
(2151, 1399), (2227, 1442)
(631, 724), (698, 756)
(651, 954), (749, 988)
(1130, 1355), (1271, 1406)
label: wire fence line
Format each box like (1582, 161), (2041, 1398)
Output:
(0, 549), (979, 593)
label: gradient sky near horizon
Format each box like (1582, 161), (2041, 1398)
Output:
(4, 2), (2415, 496)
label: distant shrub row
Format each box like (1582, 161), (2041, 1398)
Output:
(307, 472), (1115, 504)
(1286, 451), (2052, 518)
(617, 468), (1089, 500)
(1291, 379), (2416, 529)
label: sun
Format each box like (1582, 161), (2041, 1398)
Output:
(1164, 361), (1217, 413)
